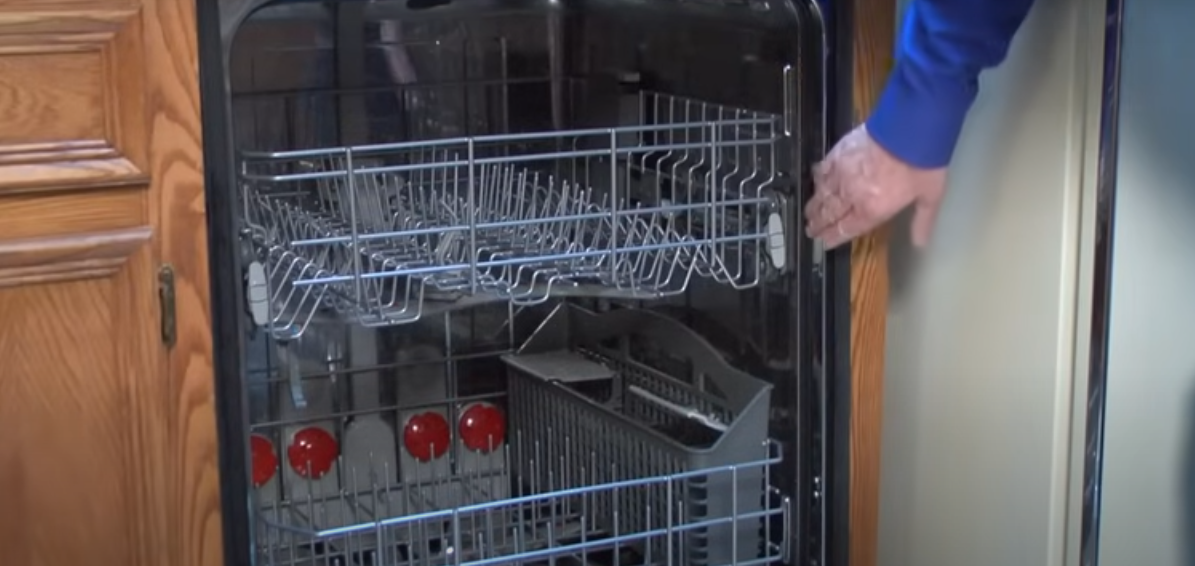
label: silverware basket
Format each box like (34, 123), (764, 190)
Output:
(503, 303), (773, 566)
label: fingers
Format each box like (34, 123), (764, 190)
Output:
(805, 160), (847, 236)
(803, 124), (949, 249)
(807, 157), (866, 248)
(806, 173), (886, 249)
(816, 208), (868, 250)
(805, 190), (849, 236)
(812, 158), (832, 187)
(805, 160), (834, 219)
(806, 158), (860, 246)
(819, 197), (938, 250)
(909, 196), (941, 248)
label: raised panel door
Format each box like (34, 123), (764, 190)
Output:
(0, 3), (222, 566)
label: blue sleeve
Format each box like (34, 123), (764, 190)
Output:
(865, 0), (1037, 168)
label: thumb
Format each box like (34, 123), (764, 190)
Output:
(910, 196), (941, 248)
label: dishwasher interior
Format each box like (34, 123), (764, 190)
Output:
(202, 0), (841, 564)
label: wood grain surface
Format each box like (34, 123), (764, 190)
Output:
(847, 1), (896, 566)
(0, 2), (222, 566)
(142, 0), (226, 564)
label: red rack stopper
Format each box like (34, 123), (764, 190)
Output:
(403, 411), (451, 462)
(287, 427), (338, 479)
(250, 433), (278, 488)
(460, 403), (506, 453)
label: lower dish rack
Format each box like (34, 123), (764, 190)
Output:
(253, 305), (789, 566)
(238, 91), (791, 340)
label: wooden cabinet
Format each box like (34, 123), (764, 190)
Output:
(0, 3), (222, 566)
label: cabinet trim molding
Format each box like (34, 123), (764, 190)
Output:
(0, 226), (151, 287)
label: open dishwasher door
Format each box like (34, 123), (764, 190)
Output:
(194, 0), (852, 564)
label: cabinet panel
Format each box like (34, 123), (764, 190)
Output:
(0, 188), (146, 240)
(0, 48), (106, 143)
(0, 246), (155, 565)
(0, 2), (220, 566)
(0, 20), (145, 193)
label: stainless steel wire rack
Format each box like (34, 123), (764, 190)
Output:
(255, 437), (787, 566)
(239, 92), (790, 340)
(252, 305), (789, 566)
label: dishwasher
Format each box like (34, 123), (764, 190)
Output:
(195, 0), (853, 564)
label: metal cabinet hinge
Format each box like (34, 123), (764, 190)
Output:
(159, 264), (177, 349)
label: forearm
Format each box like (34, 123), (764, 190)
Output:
(865, 0), (1037, 168)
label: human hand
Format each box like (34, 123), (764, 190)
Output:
(804, 124), (948, 249)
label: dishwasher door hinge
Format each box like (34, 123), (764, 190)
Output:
(158, 264), (177, 349)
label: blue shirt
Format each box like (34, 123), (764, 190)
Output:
(866, 0), (1038, 168)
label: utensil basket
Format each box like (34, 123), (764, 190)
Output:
(503, 303), (773, 566)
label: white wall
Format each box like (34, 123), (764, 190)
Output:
(877, 0), (1107, 565)
(1096, 3), (1195, 566)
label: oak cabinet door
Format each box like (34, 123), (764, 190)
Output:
(0, 3), (222, 566)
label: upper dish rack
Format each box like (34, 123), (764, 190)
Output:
(240, 91), (790, 339)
